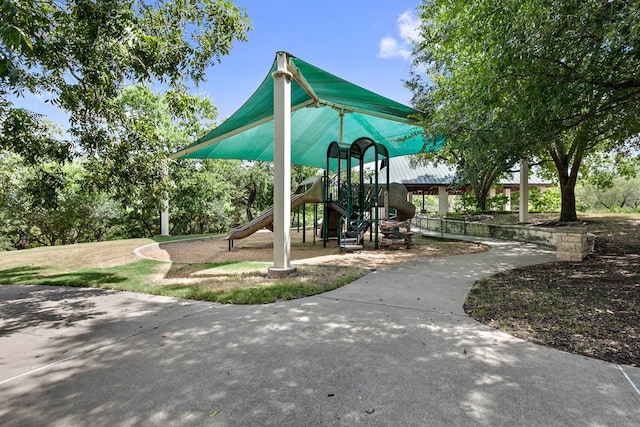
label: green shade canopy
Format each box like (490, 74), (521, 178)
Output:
(171, 52), (443, 168)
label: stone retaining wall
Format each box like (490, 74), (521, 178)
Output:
(412, 215), (591, 262)
(555, 231), (591, 262)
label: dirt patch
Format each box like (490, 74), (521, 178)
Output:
(138, 229), (487, 269)
(156, 263), (369, 295)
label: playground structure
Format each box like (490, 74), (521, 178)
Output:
(225, 175), (323, 249)
(323, 137), (416, 250)
(170, 52), (442, 274)
(225, 136), (417, 251)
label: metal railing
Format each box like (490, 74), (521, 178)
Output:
(411, 214), (470, 238)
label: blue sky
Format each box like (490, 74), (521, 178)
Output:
(12, 0), (422, 128)
(206, 0), (422, 120)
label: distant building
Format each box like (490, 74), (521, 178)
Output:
(369, 156), (552, 214)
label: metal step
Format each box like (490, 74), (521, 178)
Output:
(341, 237), (359, 245)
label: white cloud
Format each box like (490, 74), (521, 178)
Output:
(378, 10), (420, 60)
(379, 37), (411, 60)
(398, 11), (421, 44)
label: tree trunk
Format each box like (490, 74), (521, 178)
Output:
(474, 187), (489, 211)
(549, 141), (585, 223)
(139, 214), (155, 237)
(15, 234), (27, 250)
(245, 186), (257, 221)
(559, 181), (578, 222)
(473, 173), (498, 212)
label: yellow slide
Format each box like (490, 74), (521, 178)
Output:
(225, 176), (323, 241)
(363, 182), (416, 221)
(386, 182), (416, 221)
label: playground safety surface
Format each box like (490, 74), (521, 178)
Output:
(137, 229), (487, 269)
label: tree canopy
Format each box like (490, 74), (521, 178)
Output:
(412, 0), (640, 221)
(0, 1), (256, 246)
(1, 0), (250, 162)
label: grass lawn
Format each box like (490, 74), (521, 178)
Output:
(0, 232), (485, 304)
(0, 235), (371, 304)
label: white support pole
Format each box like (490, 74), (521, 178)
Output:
(489, 187), (496, 211)
(268, 53), (296, 278)
(384, 190), (390, 220)
(160, 162), (170, 236)
(438, 186), (449, 214)
(504, 188), (512, 211)
(160, 201), (169, 236)
(519, 159), (530, 223)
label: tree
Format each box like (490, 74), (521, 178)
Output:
(0, 152), (119, 248)
(169, 159), (236, 235)
(412, 0), (640, 221)
(580, 147), (639, 190)
(406, 8), (531, 213)
(1, 0), (250, 163)
(0, 150), (31, 249)
(92, 84), (218, 237)
(580, 177), (640, 212)
(410, 134), (521, 211)
(577, 149), (640, 211)
(226, 161), (274, 223)
(406, 73), (526, 211)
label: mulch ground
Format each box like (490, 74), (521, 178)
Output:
(465, 216), (640, 367)
(139, 228), (487, 269)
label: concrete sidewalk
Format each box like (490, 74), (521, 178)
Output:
(1, 239), (638, 426)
